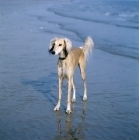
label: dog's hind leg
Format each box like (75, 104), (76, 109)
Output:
(81, 70), (87, 101)
(54, 77), (63, 111)
(79, 59), (87, 101)
(71, 78), (76, 102)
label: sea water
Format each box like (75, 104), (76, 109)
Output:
(0, 0), (139, 140)
(48, 0), (139, 60)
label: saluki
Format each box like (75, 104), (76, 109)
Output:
(48, 36), (94, 114)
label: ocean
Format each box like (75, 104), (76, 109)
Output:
(0, 0), (139, 140)
(47, 0), (139, 60)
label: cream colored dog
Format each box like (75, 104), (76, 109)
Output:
(49, 37), (94, 114)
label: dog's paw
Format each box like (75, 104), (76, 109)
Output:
(71, 98), (76, 102)
(54, 106), (60, 111)
(83, 97), (87, 101)
(66, 110), (72, 114)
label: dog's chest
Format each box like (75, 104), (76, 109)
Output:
(58, 61), (68, 78)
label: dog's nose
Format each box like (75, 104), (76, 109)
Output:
(51, 51), (55, 55)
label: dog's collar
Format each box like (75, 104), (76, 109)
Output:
(59, 53), (68, 60)
(59, 57), (67, 60)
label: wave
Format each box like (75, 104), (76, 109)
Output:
(104, 12), (110, 16)
(97, 45), (139, 60)
(43, 1), (139, 61)
(48, 8), (139, 30)
(119, 13), (137, 18)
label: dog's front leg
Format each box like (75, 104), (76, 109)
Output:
(66, 78), (72, 114)
(54, 77), (63, 111)
(71, 78), (76, 102)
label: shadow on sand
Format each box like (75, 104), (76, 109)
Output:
(21, 72), (58, 106)
(21, 72), (83, 108)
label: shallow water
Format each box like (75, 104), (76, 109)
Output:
(0, 0), (139, 140)
(48, 0), (139, 60)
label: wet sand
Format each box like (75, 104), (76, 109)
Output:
(0, 0), (139, 140)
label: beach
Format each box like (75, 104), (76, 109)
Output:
(0, 0), (139, 139)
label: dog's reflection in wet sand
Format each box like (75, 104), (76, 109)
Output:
(54, 102), (87, 140)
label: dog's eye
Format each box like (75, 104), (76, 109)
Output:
(59, 44), (62, 46)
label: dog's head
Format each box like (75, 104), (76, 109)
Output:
(49, 38), (72, 56)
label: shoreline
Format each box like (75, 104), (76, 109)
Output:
(0, 0), (139, 140)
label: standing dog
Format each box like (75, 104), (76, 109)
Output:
(49, 37), (94, 114)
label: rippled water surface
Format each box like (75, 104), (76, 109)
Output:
(0, 0), (139, 140)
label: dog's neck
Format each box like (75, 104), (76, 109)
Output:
(59, 47), (68, 60)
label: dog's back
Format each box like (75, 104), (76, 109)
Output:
(64, 48), (84, 69)
(65, 36), (94, 69)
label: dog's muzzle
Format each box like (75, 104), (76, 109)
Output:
(49, 48), (55, 55)
(51, 51), (55, 55)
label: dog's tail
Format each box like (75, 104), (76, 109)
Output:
(81, 36), (94, 61)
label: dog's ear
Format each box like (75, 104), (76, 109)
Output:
(49, 38), (57, 52)
(64, 38), (72, 54)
